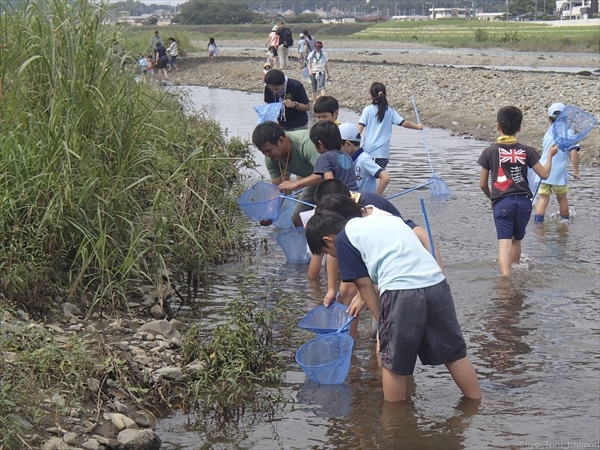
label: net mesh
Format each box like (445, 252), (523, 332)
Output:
(552, 105), (598, 152)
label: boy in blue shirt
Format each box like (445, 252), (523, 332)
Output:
(339, 123), (390, 196)
(478, 106), (558, 277)
(533, 102), (581, 223)
(309, 121), (358, 191)
(305, 204), (481, 402)
(313, 96), (340, 124)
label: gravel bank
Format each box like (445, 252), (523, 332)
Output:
(170, 39), (600, 165)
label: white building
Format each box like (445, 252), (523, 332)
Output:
(555, 0), (598, 19)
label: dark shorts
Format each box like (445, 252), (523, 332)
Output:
(374, 158), (389, 169)
(493, 194), (532, 240)
(291, 185), (316, 220)
(156, 58), (167, 69)
(378, 280), (467, 376)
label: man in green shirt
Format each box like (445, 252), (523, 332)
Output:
(252, 121), (321, 227)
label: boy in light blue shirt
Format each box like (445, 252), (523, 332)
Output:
(339, 123), (390, 196)
(534, 102), (581, 223)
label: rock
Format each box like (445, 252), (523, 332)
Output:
(46, 324), (66, 334)
(86, 377), (101, 392)
(185, 359), (206, 374)
(6, 413), (33, 430)
(150, 304), (166, 319)
(41, 437), (69, 450)
(133, 410), (155, 428)
(3, 351), (17, 362)
(81, 439), (101, 450)
(117, 429), (162, 450)
(63, 431), (79, 445)
(51, 393), (66, 408)
(110, 413), (139, 431)
(139, 320), (181, 340)
(153, 366), (185, 382)
(113, 399), (129, 413)
(61, 302), (83, 316)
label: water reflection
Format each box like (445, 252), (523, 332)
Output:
(156, 86), (600, 449)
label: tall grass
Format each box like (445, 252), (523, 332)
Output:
(0, 0), (254, 312)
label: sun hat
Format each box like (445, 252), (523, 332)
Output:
(263, 61), (272, 69)
(339, 123), (361, 143)
(315, 41), (323, 48)
(548, 102), (566, 118)
(272, 25), (278, 31)
(300, 33), (305, 37)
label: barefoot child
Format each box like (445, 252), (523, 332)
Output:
(305, 205), (481, 402)
(478, 106), (558, 277)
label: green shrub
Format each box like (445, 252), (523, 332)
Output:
(0, 0), (253, 312)
(474, 28), (490, 42)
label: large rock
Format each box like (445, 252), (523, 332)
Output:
(117, 429), (162, 450)
(138, 320), (181, 340)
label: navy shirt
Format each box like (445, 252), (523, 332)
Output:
(264, 77), (309, 131)
(353, 191), (417, 229)
(313, 150), (358, 191)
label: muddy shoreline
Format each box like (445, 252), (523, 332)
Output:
(169, 39), (600, 165)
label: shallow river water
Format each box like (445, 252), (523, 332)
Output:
(156, 86), (599, 449)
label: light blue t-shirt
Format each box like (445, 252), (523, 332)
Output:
(535, 126), (579, 186)
(358, 104), (404, 159)
(336, 215), (445, 292)
(352, 148), (383, 193)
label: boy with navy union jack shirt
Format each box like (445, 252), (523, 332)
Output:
(478, 106), (558, 277)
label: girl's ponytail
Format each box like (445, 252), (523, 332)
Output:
(370, 82), (388, 123)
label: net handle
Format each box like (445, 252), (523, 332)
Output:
(336, 316), (355, 333)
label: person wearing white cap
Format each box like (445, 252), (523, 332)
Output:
(265, 25), (280, 68)
(339, 123), (390, 196)
(533, 102), (581, 223)
(298, 33), (306, 68)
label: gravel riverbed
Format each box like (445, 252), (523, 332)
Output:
(169, 39), (600, 165)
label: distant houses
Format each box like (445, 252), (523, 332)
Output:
(555, 0), (598, 19)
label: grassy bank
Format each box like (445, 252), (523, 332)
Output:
(355, 20), (600, 52)
(125, 20), (599, 53)
(0, 0), (253, 312)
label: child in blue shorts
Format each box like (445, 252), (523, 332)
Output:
(478, 106), (558, 277)
(305, 199), (481, 402)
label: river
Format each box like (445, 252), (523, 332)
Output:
(156, 86), (600, 449)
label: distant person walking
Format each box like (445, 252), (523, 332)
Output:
(276, 20), (293, 69)
(265, 26), (280, 68)
(302, 29), (316, 60)
(298, 33), (306, 68)
(167, 37), (179, 72)
(154, 41), (169, 80)
(150, 30), (164, 58)
(306, 41), (330, 103)
(207, 37), (219, 61)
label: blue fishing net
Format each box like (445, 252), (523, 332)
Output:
(552, 105), (598, 152)
(253, 102), (283, 124)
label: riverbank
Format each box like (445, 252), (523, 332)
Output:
(169, 39), (600, 165)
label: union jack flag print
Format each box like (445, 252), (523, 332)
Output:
(499, 148), (527, 165)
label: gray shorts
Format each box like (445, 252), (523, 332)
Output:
(378, 280), (467, 376)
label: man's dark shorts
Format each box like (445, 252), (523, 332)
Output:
(378, 280), (467, 376)
(493, 194), (532, 240)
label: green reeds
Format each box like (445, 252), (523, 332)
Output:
(0, 0), (253, 311)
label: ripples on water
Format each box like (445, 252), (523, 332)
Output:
(157, 86), (599, 449)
